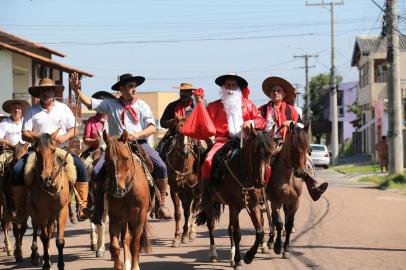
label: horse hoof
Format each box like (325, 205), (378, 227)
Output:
(14, 250), (23, 263)
(230, 260), (235, 267)
(31, 253), (40, 265)
(7, 249), (13, 256)
(91, 244), (97, 251)
(234, 262), (243, 270)
(261, 246), (269, 254)
(267, 241), (274, 250)
(274, 247), (282, 255)
(210, 256), (218, 263)
(96, 250), (105, 258)
(283, 251), (290, 259)
(181, 236), (189, 244)
(243, 251), (255, 264)
(189, 231), (196, 241)
(171, 239), (180, 248)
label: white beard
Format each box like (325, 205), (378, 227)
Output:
(220, 87), (243, 137)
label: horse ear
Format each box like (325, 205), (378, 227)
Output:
(289, 122), (295, 133)
(249, 122), (257, 136)
(50, 128), (60, 140)
(102, 129), (109, 144)
(120, 130), (129, 143)
(303, 123), (309, 133)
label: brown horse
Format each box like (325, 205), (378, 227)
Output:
(25, 133), (75, 270)
(196, 127), (274, 269)
(265, 123), (309, 259)
(104, 130), (151, 270)
(0, 142), (29, 258)
(165, 115), (200, 247)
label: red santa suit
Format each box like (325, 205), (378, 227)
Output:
(201, 97), (265, 179)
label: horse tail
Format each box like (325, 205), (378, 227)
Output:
(195, 202), (222, 226)
(140, 220), (152, 254)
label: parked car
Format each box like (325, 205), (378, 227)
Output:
(310, 144), (330, 168)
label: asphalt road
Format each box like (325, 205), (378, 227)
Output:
(1, 168), (406, 270)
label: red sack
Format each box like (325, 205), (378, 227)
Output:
(181, 102), (216, 140)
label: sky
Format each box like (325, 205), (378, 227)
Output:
(2, 0), (406, 106)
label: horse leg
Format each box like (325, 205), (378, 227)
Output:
(129, 209), (148, 270)
(207, 213), (218, 263)
(40, 225), (52, 270)
(189, 215), (197, 241)
(181, 197), (191, 244)
(30, 225), (40, 265)
(272, 208), (283, 255)
(12, 221), (26, 263)
(121, 223), (131, 270)
(228, 210), (236, 267)
(229, 206), (242, 269)
(56, 206), (68, 270)
(282, 200), (299, 259)
(170, 189), (182, 247)
(244, 205), (264, 264)
(2, 219), (13, 256)
(96, 193), (108, 257)
(109, 221), (123, 270)
(90, 222), (97, 251)
(259, 211), (269, 254)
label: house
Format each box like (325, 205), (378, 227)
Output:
(351, 35), (406, 155)
(322, 81), (358, 152)
(0, 29), (93, 115)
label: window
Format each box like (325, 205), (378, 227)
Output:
(338, 106), (344, 117)
(374, 59), (388, 83)
(359, 63), (369, 88)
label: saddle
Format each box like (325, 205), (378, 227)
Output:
(210, 138), (240, 186)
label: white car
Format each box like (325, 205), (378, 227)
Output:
(310, 144), (330, 168)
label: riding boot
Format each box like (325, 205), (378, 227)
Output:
(156, 178), (172, 220)
(75, 182), (89, 221)
(303, 174), (328, 201)
(11, 185), (27, 224)
(83, 182), (104, 225)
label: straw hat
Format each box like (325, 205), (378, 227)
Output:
(173, 83), (195, 91)
(2, 99), (30, 114)
(28, 78), (64, 98)
(262, 76), (295, 103)
(215, 73), (248, 89)
(111, 73), (145, 91)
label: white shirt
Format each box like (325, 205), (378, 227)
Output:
(22, 101), (76, 148)
(91, 98), (156, 137)
(265, 107), (282, 139)
(0, 117), (24, 145)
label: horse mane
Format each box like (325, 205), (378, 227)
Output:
(34, 133), (56, 152)
(288, 126), (309, 154)
(252, 130), (274, 154)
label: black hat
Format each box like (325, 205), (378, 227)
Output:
(91, 91), (115, 100)
(111, 73), (145, 91)
(215, 73), (248, 89)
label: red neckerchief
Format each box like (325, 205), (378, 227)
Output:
(119, 98), (138, 125)
(174, 99), (192, 117)
(267, 101), (287, 137)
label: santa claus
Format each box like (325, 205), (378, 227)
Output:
(201, 73), (265, 180)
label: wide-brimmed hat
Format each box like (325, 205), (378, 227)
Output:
(215, 73), (248, 89)
(2, 99), (30, 114)
(172, 83), (195, 91)
(262, 76), (295, 103)
(91, 91), (115, 100)
(111, 73), (145, 91)
(28, 78), (64, 98)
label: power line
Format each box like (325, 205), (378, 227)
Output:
(370, 0), (385, 12)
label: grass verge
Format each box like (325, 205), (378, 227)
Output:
(359, 174), (406, 191)
(334, 164), (379, 174)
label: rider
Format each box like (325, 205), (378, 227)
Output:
(12, 78), (89, 223)
(258, 76), (328, 201)
(0, 99), (29, 219)
(157, 83), (203, 160)
(69, 72), (173, 224)
(201, 73), (265, 181)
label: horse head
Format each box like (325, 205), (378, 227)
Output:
(104, 130), (135, 198)
(285, 122), (309, 178)
(34, 129), (58, 187)
(173, 115), (191, 157)
(12, 142), (29, 160)
(241, 124), (274, 187)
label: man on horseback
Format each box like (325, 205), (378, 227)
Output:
(157, 83), (204, 161)
(201, 73), (265, 181)
(0, 99), (29, 219)
(258, 76), (328, 201)
(70, 72), (173, 223)
(12, 78), (89, 223)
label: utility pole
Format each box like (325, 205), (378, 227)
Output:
(294, 54), (318, 143)
(386, 0), (404, 173)
(306, 0), (343, 164)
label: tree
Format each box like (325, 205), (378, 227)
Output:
(308, 73), (343, 143)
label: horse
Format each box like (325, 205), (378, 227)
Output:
(80, 136), (109, 258)
(0, 142), (29, 258)
(196, 127), (274, 269)
(265, 122), (309, 259)
(104, 130), (151, 270)
(165, 115), (200, 247)
(24, 133), (76, 269)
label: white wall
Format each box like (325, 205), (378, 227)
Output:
(12, 53), (31, 97)
(0, 49), (13, 115)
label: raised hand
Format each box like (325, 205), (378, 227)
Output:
(69, 72), (81, 96)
